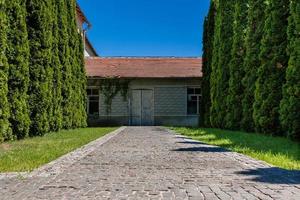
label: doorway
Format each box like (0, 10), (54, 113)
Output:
(131, 89), (154, 126)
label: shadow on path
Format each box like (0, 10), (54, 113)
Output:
(236, 167), (300, 184)
(176, 141), (206, 145)
(172, 146), (229, 153)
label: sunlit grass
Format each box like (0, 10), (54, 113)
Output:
(171, 127), (300, 170)
(0, 127), (117, 172)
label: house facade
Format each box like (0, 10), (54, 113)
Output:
(76, 4), (203, 127)
(85, 58), (203, 127)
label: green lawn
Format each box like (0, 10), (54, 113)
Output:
(171, 127), (300, 170)
(0, 127), (117, 172)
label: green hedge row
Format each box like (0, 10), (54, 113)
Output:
(0, 0), (87, 142)
(201, 0), (299, 140)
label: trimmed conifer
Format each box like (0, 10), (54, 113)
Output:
(241, 0), (266, 132)
(280, 0), (300, 140)
(200, 0), (215, 127)
(210, 0), (234, 128)
(57, 0), (73, 129)
(67, 0), (80, 128)
(0, 0), (12, 141)
(26, 0), (53, 136)
(225, 0), (248, 130)
(50, 0), (63, 131)
(76, 32), (88, 128)
(254, 0), (289, 134)
(67, 0), (87, 128)
(6, 0), (31, 139)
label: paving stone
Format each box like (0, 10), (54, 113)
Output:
(0, 127), (299, 199)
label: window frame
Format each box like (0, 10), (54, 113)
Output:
(187, 87), (201, 116)
(87, 88), (100, 116)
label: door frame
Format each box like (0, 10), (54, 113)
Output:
(130, 89), (154, 126)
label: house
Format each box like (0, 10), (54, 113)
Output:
(76, 4), (98, 57)
(76, 4), (203, 127)
(85, 57), (202, 127)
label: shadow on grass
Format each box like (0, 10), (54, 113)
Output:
(236, 167), (300, 184)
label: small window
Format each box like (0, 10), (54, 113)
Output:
(187, 87), (201, 115)
(87, 88), (99, 115)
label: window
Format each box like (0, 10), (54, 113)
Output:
(87, 88), (99, 115)
(187, 87), (201, 115)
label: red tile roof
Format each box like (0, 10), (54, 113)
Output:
(85, 57), (203, 78)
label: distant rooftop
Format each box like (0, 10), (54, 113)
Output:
(85, 57), (202, 78)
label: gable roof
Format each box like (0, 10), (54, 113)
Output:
(85, 57), (202, 78)
(76, 3), (91, 27)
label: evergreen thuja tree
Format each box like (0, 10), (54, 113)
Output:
(67, 0), (87, 128)
(200, 0), (215, 127)
(225, 0), (248, 130)
(254, 0), (289, 134)
(241, 0), (266, 132)
(57, 0), (73, 129)
(280, 0), (300, 140)
(67, 0), (79, 128)
(50, 0), (63, 131)
(6, 0), (31, 139)
(76, 32), (88, 128)
(0, 0), (12, 141)
(26, 0), (53, 136)
(210, 0), (234, 128)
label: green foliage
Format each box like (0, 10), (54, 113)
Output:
(26, 0), (53, 136)
(0, 0), (87, 142)
(66, 0), (87, 128)
(172, 127), (300, 170)
(57, 0), (73, 129)
(241, 0), (266, 132)
(254, 0), (289, 135)
(0, 0), (12, 141)
(0, 127), (117, 172)
(50, 0), (63, 131)
(100, 79), (130, 114)
(225, 1), (248, 130)
(280, 1), (300, 140)
(6, 0), (30, 139)
(200, 1), (215, 127)
(210, 0), (234, 128)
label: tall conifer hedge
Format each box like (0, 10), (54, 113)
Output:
(0, 0), (87, 142)
(57, 0), (73, 129)
(254, 0), (289, 135)
(26, 0), (53, 136)
(50, 0), (63, 131)
(225, 0), (248, 130)
(0, 0), (12, 141)
(200, 1), (215, 127)
(241, 0), (266, 132)
(6, 0), (31, 139)
(67, 0), (87, 128)
(210, 0), (234, 128)
(280, 0), (300, 140)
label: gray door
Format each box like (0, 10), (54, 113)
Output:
(131, 89), (154, 126)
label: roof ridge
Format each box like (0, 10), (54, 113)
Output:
(86, 56), (202, 59)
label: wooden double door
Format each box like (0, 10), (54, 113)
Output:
(131, 89), (154, 126)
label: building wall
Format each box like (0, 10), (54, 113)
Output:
(87, 78), (201, 127)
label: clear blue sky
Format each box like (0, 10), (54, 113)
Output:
(77, 0), (210, 57)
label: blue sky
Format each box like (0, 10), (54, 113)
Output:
(77, 0), (210, 57)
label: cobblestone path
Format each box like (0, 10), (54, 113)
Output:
(0, 127), (299, 199)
